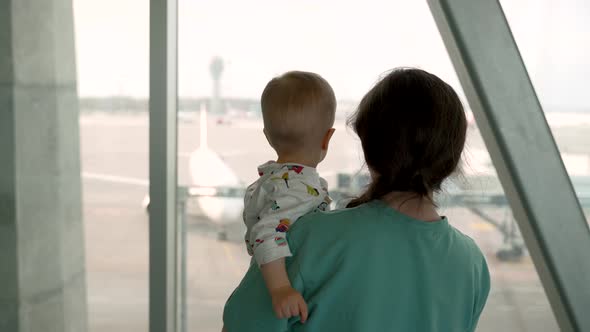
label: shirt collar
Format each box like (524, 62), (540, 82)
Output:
(257, 161), (318, 178)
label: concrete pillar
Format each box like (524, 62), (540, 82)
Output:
(0, 0), (87, 331)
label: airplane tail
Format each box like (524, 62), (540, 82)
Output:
(200, 103), (208, 149)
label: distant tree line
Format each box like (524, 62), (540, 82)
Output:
(78, 96), (261, 114)
(78, 97), (360, 114)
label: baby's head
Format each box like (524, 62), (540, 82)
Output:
(261, 71), (336, 166)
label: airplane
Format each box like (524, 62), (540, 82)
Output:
(184, 104), (245, 237)
(142, 103), (246, 240)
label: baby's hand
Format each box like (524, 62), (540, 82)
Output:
(270, 286), (308, 323)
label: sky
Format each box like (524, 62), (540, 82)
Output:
(72, 0), (590, 111)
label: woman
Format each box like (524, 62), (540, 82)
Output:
(223, 68), (490, 331)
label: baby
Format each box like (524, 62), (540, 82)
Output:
(243, 71), (336, 322)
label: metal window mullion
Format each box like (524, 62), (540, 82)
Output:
(427, 1), (590, 331)
(149, 0), (179, 331)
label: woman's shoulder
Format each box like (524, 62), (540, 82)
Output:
(291, 201), (487, 261)
(447, 224), (487, 259)
(286, 201), (392, 253)
(443, 224), (490, 295)
(291, 202), (377, 232)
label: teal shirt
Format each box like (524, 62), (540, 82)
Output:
(223, 200), (490, 332)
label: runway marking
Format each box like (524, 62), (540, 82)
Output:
(82, 172), (149, 187)
(222, 242), (243, 278)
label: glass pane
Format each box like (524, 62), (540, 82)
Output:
(174, 1), (560, 331)
(500, 0), (590, 221)
(74, 0), (149, 330)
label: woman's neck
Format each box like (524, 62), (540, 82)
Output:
(381, 191), (441, 222)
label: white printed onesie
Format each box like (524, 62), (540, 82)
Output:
(243, 161), (331, 266)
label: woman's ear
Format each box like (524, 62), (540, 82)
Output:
(322, 128), (336, 150)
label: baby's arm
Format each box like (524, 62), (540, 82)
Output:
(249, 179), (323, 321)
(261, 258), (308, 322)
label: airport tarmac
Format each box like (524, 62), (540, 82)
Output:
(80, 111), (590, 332)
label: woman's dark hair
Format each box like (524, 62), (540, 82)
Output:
(347, 68), (467, 208)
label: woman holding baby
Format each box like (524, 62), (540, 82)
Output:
(223, 68), (490, 332)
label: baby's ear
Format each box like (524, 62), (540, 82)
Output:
(322, 128), (336, 150)
(263, 128), (273, 148)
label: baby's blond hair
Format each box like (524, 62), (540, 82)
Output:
(261, 71), (336, 154)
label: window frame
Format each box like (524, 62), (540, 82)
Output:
(428, 0), (590, 331)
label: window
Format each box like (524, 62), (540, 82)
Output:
(71, 0), (587, 330)
(74, 0), (150, 330)
(172, 1), (567, 331)
(501, 0), (590, 221)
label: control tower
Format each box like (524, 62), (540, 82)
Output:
(209, 56), (224, 114)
